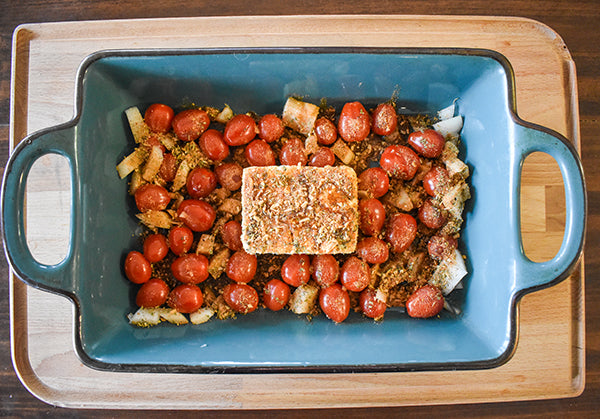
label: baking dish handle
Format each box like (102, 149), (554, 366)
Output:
(1, 124), (77, 296)
(513, 122), (586, 292)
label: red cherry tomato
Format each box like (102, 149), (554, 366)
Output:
(407, 129), (446, 158)
(314, 117), (337, 145)
(226, 251), (257, 283)
(380, 145), (420, 180)
(319, 283), (350, 323)
(245, 139), (276, 166)
(311, 254), (339, 288)
(172, 109), (210, 142)
(215, 162), (243, 191)
(124, 251), (152, 284)
(136, 278), (170, 307)
(159, 153), (177, 183)
(263, 279), (291, 311)
(221, 220), (243, 251)
(356, 237), (389, 264)
(143, 233), (169, 263)
(186, 167), (217, 199)
(176, 199), (216, 232)
(281, 254), (311, 287)
(340, 256), (370, 292)
(223, 283), (259, 314)
(199, 129), (229, 161)
(168, 225), (194, 256)
(423, 166), (450, 196)
(371, 103), (397, 136)
(386, 213), (418, 253)
(167, 284), (203, 313)
(418, 198), (446, 229)
(359, 198), (386, 236)
(359, 288), (387, 320)
(171, 253), (209, 284)
(280, 137), (307, 166)
(144, 104), (174, 134)
(406, 284), (444, 318)
(427, 235), (458, 260)
(338, 101), (370, 142)
(358, 167), (389, 199)
(308, 147), (336, 167)
(223, 114), (257, 146)
(134, 184), (171, 212)
(258, 114), (284, 143)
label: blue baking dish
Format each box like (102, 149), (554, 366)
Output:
(1, 48), (586, 373)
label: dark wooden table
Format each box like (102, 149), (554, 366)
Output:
(1, 1), (598, 417)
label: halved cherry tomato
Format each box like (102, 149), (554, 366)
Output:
(171, 253), (209, 284)
(143, 233), (169, 263)
(215, 162), (243, 191)
(338, 101), (370, 142)
(358, 167), (389, 199)
(371, 103), (397, 136)
(159, 153), (177, 183)
(380, 145), (420, 180)
(311, 254), (339, 288)
(226, 251), (257, 283)
(423, 166), (450, 196)
(407, 129), (446, 158)
(314, 117), (337, 145)
(406, 284), (444, 318)
(359, 198), (386, 236)
(319, 283), (350, 323)
(221, 220), (243, 251)
(263, 279), (291, 311)
(199, 129), (229, 161)
(167, 284), (203, 313)
(308, 147), (335, 167)
(427, 234), (458, 260)
(168, 225), (194, 255)
(356, 237), (389, 264)
(144, 103), (174, 134)
(124, 251), (152, 284)
(136, 278), (170, 307)
(245, 139), (276, 166)
(280, 137), (307, 166)
(186, 167), (217, 199)
(224, 114), (257, 146)
(176, 199), (216, 232)
(223, 283), (259, 314)
(172, 109), (210, 141)
(134, 184), (170, 212)
(386, 213), (417, 253)
(281, 254), (311, 287)
(418, 198), (446, 229)
(340, 256), (370, 292)
(258, 114), (284, 143)
(359, 288), (387, 320)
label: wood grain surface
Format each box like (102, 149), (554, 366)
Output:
(1, 2), (599, 418)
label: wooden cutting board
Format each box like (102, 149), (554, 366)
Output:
(9, 15), (584, 409)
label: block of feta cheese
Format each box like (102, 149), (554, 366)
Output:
(241, 165), (358, 254)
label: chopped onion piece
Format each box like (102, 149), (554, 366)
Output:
(437, 102), (456, 121)
(433, 115), (463, 138)
(429, 249), (467, 295)
(189, 307), (215, 325)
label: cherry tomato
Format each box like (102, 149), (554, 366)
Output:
(340, 256), (370, 292)
(423, 166), (450, 196)
(358, 167), (389, 198)
(226, 251), (257, 283)
(168, 225), (194, 256)
(144, 103), (174, 134)
(280, 137), (307, 166)
(311, 254), (339, 288)
(134, 184), (171, 212)
(356, 237), (389, 264)
(215, 162), (243, 191)
(308, 147), (336, 167)
(124, 251), (152, 284)
(258, 114), (284, 143)
(359, 198), (386, 236)
(186, 167), (217, 199)
(281, 254), (311, 287)
(223, 114), (257, 146)
(371, 103), (397, 136)
(386, 213), (417, 253)
(172, 109), (210, 142)
(408, 129), (446, 158)
(199, 129), (229, 161)
(221, 220), (243, 251)
(263, 279), (291, 311)
(359, 288), (387, 320)
(159, 153), (178, 183)
(136, 278), (170, 307)
(427, 234), (458, 260)
(314, 117), (337, 145)
(245, 139), (276, 166)
(380, 145), (420, 180)
(176, 199), (216, 232)
(319, 283), (350, 323)
(171, 253), (209, 284)
(167, 284), (203, 313)
(143, 233), (169, 263)
(338, 101), (370, 142)
(406, 284), (444, 318)
(418, 198), (446, 229)
(223, 283), (259, 314)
